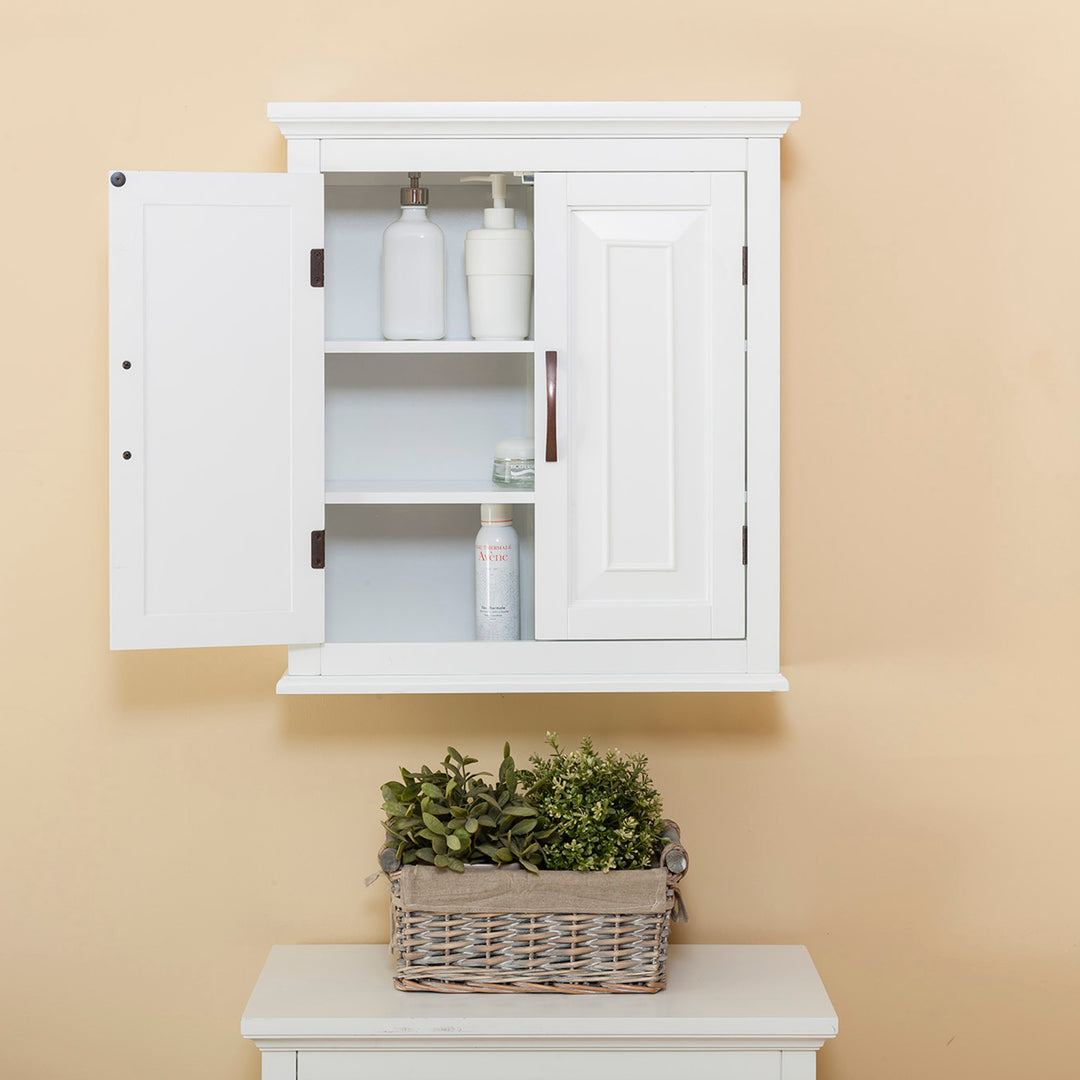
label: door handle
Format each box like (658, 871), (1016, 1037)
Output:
(545, 350), (558, 463)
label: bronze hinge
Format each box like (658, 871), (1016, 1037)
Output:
(311, 530), (325, 569)
(742, 246), (748, 286)
(310, 249), (325, 288)
(742, 525), (748, 565)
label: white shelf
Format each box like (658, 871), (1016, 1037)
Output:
(325, 340), (535, 355)
(325, 479), (535, 504)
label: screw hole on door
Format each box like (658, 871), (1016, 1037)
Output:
(122, 361), (131, 369)
(122, 451), (131, 460)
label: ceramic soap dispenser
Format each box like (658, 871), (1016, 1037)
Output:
(381, 172), (445, 340)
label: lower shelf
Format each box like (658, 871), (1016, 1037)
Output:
(325, 504), (535, 642)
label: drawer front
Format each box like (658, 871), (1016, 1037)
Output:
(299, 1050), (781, 1080)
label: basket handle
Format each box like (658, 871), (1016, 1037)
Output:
(660, 841), (689, 881)
(660, 819), (682, 845)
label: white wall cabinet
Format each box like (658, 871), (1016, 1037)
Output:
(108, 102), (800, 693)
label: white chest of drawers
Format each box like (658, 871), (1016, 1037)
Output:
(242, 944), (837, 1080)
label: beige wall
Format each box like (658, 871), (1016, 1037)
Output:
(2, 0), (1078, 1076)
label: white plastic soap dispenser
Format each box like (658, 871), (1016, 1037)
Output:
(381, 173), (445, 340)
(461, 174), (533, 340)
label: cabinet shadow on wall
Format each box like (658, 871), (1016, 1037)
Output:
(276, 690), (786, 745)
(108, 646), (297, 714)
(106, 649), (786, 744)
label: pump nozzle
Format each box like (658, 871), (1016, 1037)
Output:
(462, 173), (508, 209)
(400, 172), (428, 206)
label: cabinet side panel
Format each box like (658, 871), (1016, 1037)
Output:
(109, 171), (324, 649)
(745, 140), (782, 673)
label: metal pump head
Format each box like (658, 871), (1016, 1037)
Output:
(400, 172), (429, 206)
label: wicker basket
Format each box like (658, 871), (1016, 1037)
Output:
(386, 841), (688, 993)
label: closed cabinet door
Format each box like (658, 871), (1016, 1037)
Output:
(534, 173), (746, 641)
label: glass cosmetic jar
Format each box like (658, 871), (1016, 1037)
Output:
(492, 437), (534, 489)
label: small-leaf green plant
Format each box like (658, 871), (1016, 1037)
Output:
(381, 744), (548, 873)
(521, 733), (664, 872)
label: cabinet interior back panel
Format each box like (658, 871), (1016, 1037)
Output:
(325, 354), (533, 483)
(324, 180), (534, 342)
(325, 505), (535, 642)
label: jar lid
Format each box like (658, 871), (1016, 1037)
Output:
(480, 503), (514, 524)
(494, 436), (534, 461)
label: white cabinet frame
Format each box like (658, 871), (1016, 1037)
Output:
(269, 102), (798, 694)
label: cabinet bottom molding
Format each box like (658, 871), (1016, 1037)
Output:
(276, 672), (789, 694)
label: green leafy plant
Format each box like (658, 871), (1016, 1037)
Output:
(381, 744), (548, 873)
(521, 733), (664, 872)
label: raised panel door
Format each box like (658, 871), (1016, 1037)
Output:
(535, 172), (745, 640)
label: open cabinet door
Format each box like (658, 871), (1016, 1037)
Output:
(109, 171), (324, 649)
(534, 172), (746, 640)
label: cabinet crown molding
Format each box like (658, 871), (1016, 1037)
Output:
(267, 101), (801, 140)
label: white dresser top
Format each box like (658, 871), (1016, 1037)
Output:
(241, 944), (837, 1049)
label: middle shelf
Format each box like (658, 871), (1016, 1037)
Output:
(326, 350), (533, 494)
(326, 479), (535, 504)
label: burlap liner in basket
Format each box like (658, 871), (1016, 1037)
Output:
(395, 863), (672, 915)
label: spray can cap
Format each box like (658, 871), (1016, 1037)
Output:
(480, 503), (514, 524)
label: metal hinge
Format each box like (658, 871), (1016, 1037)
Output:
(742, 246), (748, 286)
(311, 530), (325, 569)
(742, 525), (748, 565)
(310, 249), (325, 288)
